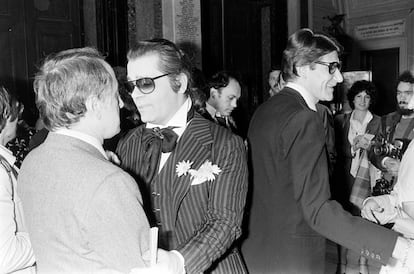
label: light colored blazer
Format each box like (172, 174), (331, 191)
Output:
(18, 133), (150, 273)
(117, 112), (248, 274)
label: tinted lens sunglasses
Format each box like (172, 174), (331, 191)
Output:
(126, 73), (170, 94)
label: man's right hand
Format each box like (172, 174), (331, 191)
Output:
(156, 249), (185, 274)
(383, 157), (400, 176)
(361, 199), (384, 223)
(135, 249), (185, 274)
(361, 196), (398, 224)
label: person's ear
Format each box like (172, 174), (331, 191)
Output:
(85, 96), (102, 119)
(210, 88), (218, 99)
(176, 73), (188, 94)
(296, 65), (309, 79)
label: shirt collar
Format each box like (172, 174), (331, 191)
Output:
(53, 128), (108, 160)
(147, 98), (192, 129)
(205, 102), (217, 118)
(0, 144), (16, 166)
(286, 82), (317, 111)
(350, 110), (373, 126)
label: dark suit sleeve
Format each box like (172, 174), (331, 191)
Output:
(177, 134), (248, 273)
(282, 110), (397, 265)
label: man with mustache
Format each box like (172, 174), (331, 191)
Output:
(368, 71), (414, 191)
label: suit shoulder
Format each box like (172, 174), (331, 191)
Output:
(210, 118), (244, 143)
(383, 111), (400, 121)
(372, 114), (381, 122)
(194, 115), (244, 149)
(117, 126), (143, 149)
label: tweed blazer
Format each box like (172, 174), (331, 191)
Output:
(242, 87), (398, 274)
(117, 112), (248, 274)
(18, 133), (150, 273)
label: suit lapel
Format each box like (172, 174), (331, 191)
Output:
(155, 113), (213, 225)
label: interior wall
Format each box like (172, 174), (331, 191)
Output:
(311, 0), (414, 72)
(311, 0), (340, 33)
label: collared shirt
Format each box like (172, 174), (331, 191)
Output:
(147, 98), (192, 170)
(0, 145), (36, 273)
(286, 82), (317, 111)
(205, 102), (218, 121)
(146, 99), (190, 269)
(54, 128), (108, 160)
(205, 102), (234, 129)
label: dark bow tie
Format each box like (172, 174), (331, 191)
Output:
(138, 126), (178, 185)
(137, 106), (195, 185)
(142, 127), (179, 153)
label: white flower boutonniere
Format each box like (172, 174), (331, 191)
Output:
(176, 160), (222, 185)
(176, 160), (193, 177)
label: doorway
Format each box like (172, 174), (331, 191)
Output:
(360, 48), (399, 116)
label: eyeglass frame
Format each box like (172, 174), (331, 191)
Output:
(313, 61), (342, 74)
(126, 73), (171, 94)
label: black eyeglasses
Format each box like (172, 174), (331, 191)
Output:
(314, 61), (342, 74)
(126, 73), (170, 94)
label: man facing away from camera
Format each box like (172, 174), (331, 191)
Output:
(242, 28), (414, 274)
(116, 39), (248, 274)
(18, 47), (183, 273)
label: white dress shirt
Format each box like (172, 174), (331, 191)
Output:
(286, 82), (318, 111)
(205, 102), (219, 121)
(147, 98), (192, 171)
(54, 128), (108, 160)
(0, 145), (35, 273)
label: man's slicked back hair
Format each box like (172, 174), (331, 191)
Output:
(281, 28), (343, 82)
(127, 38), (193, 94)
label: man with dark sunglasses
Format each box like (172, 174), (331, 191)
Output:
(116, 39), (248, 274)
(243, 28), (413, 273)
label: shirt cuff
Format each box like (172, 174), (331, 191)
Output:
(171, 250), (186, 274)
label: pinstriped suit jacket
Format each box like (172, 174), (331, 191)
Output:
(117, 112), (248, 274)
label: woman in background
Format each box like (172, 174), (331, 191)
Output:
(333, 80), (381, 274)
(0, 86), (35, 273)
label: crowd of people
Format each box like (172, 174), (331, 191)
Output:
(1, 28), (414, 274)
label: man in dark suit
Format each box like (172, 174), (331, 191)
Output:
(200, 71), (244, 137)
(242, 28), (412, 274)
(116, 39), (248, 273)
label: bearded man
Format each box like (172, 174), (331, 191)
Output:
(368, 71), (414, 192)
